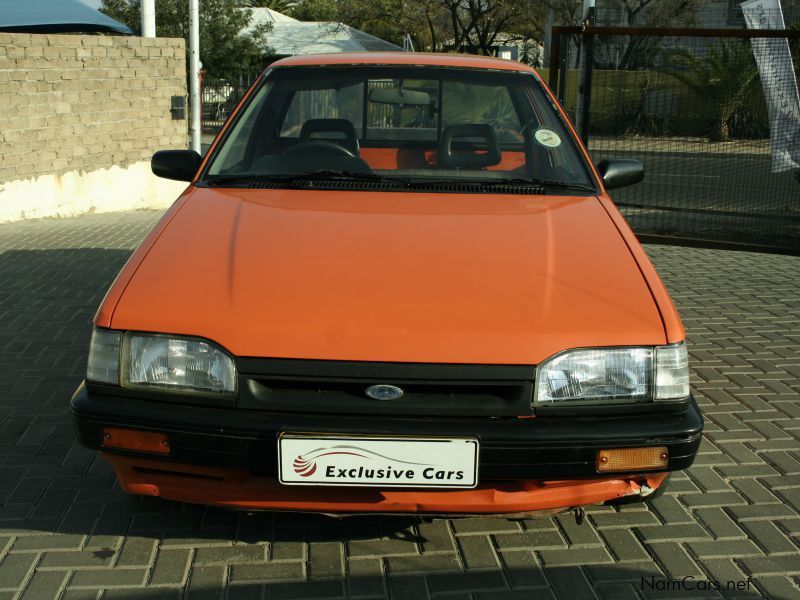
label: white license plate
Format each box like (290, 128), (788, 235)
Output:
(278, 434), (479, 488)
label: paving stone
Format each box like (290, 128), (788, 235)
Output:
(308, 543), (343, 580)
(270, 541), (305, 561)
(426, 570), (507, 594)
(751, 576), (800, 599)
(583, 560), (663, 583)
(680, 492), (749, 508)
(647, 495), (694, 525)
(686, 540), (762, 559)
(739, 521), (800, 555)
(543, 566), (596, 599)
(113, 536), (157, 567)
(387, 575), (429, 600)
(0, 553), (36, 588)
(636, 524), (712, 543)
(0, 209), (799, 599)
(738, 555), (800, 576)
(475, 591), (554, 600)
(727, 503), (799, 521)
(347, 538), (417, 558)
(492, 531), (564, 551)
(12, 534), (85, 552)
(38, 550), (116, 569)
(266, 579), (344, 599)
(230, 562), (305, 583)
(148, 548), (191, 586)
(601, 529), (651, 562)
(496, 550), (546, 587)
(536, 546), (612, 568)
(415, 520), (455, 555)
(102, 588), (183, 600)
(594, 583), (640, 600)
(346, 558), (384, 597)
(456, 536), (498, 569)
(193, 545), (266, 565)
(451, 519), (520, 536)
(18, 570), (68, 600)
(554, 514), (602, 547)
(646, 542), (704, 578)
(386, 554), (459, 574)
(589, 510), (661, 529)
(69, 568), (148, 588)
(693, 508), (747, 540)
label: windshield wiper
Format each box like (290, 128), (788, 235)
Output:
(475, 177), (596, 192)
(292, 170), (411, 183)
(199, 171), (408, 187)
(397, 177), (596, 193)
(199, 174), (278, 187)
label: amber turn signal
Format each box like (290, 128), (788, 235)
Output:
(102, 427), (170, 455)
(596, 446), (668, 472)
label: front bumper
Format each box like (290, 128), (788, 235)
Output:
(71, 382), (702, 514)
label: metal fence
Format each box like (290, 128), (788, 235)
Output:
(201, 74), (258, 135)
(549, 25), (800, 252)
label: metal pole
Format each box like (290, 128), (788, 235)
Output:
(141, 0), (156, 37)
(548, 28), (560, 93)
(574, 0), (596, 144)
(188, 0), (201, 153)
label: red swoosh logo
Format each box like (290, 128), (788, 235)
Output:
(292, 450), (370, 477)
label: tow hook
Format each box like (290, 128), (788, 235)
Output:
(574, 507), (585, 526)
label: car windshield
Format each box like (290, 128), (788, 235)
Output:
(203, 65), (594, 190)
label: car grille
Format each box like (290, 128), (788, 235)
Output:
(236, 358), (535, 417)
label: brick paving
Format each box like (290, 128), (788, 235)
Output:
(0, 210), (798, 600)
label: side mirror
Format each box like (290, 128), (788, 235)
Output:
(596, 158), (644, 190)
(151, 150), (202, 182)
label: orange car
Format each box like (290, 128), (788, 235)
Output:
(71, 53), (702, 517)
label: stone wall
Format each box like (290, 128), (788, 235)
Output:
(0, 33), (188, 222)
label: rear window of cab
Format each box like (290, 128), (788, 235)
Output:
(204, 66), (594, 189)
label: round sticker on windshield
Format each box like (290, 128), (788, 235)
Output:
(535, 129), (562, 148)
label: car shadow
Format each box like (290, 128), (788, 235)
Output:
(0, 247), (426, 544)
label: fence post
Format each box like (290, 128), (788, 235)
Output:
(575, 1), (596, 145)
(579, 22), (595, 145)
(548, 29), (561, 95)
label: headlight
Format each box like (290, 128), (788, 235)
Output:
(87, 328), (121, 384)
(535, 343), (689, 404)
(86, 328), (236, 397)
(121, 333), (236, 397)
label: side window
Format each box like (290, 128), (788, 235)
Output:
(209, 83), (269, 173)
(442, 81), (523, 143)
(279, 82), (364, 138)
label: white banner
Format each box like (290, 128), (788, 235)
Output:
(741, 0), (800, 172)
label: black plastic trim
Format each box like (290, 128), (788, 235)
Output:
(236, 358), (535, 380)
(71, 382), (703, 480)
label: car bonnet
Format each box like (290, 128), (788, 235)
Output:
(104, 187), (668, 364)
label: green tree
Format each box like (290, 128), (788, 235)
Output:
(101, 0), (271, 77)
(668, 40), (761, 142)
(291, 0), (337, 22)
(239, 0), (298, 13)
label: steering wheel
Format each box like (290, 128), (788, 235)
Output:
(284, 140), (356, 158)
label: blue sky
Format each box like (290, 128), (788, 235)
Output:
(80, 0), (102, 8)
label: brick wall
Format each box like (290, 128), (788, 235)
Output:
(0, 33), (188, 222)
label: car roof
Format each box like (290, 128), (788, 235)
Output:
(269, 52), (538, 74)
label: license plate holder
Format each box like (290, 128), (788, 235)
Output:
(278, 434), (479, 488)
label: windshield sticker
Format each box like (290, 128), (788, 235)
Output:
(535, 129), (562, 148)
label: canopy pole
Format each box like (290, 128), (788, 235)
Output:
(188, 0), (201, 153)
(141, 0), (155, 37)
